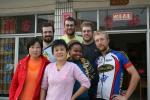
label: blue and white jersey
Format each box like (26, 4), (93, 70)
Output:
(96, 50), (133, 100)
(43, 45), (56, 62)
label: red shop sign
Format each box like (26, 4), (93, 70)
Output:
(112, 12), (133, 21)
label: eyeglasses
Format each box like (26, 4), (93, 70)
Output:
(65, 24), (74, 27)
(82, 30), (92, 33)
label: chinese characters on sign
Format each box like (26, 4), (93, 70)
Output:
(112, 12), (133, 21)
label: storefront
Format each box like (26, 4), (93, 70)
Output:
(0, 0), (150, 99)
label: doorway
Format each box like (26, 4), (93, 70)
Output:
(109, 33), (147, 100)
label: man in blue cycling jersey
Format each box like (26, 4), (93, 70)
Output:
(93, 31), (140, 100)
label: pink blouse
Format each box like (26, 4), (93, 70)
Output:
(41, 61), (90, 100)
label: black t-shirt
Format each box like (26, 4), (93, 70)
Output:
(82, 42), (100, 69)
(83, 42), (100, 99)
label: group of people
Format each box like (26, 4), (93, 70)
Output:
(9, 16), (140, 100)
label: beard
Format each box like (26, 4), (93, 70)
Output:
(99, 45), (108, 52)
(43, 36), (54, 43)
(66, 29), (75, 36)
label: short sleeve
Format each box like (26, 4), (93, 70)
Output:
(73, 64), (91, 89)
(120, 51), (134, 69)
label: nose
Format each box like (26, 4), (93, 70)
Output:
(33, 48), (38, 52)
(57, 50), (62, 54)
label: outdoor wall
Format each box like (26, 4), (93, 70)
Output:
(0, 0), (55, 16)
(73, 0), (150, 10)
(0, 0), (149, 16)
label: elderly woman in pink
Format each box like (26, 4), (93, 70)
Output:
(40, 39), (90, 100)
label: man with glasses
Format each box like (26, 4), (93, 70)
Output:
(59, 16), (83, 44)
(81, 21), (100, 100)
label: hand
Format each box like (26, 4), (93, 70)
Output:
(112, 95), (127, 100)
(71, 96), (76, 100)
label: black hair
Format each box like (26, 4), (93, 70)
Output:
(27, 37), (43, 53)
(52, 39), (68, 54)
(41, 22), (55, 33)
(68, 40), (83, 51)
(64, 16), (76, 25)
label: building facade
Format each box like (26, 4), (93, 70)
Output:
(0, 0), (150, 99)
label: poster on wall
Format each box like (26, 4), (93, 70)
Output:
(61, 12), (73, 34)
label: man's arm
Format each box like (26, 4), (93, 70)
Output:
(114, 66), (140, 100)
(125, 66), (140, 99)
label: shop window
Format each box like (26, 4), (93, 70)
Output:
(0, 17), (16, 34)
(37, 14), (54, 33)
(76, 11), (97, 32)
(99, 8), (147, 30)
(17, 15), (35, 33)
(0, 38), (15, 96)
(0, 15), (35, 34)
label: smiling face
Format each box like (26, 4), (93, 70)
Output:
(29, 42), (42, 59)
(94, 32), (109, 53)
(69, 44), (83, 60)
(42, 26), (54, 43)
(82, 26), (93, 43)
(53, 45), (68, 61)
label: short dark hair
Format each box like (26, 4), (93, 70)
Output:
(27, 37), (43, 53)
(68, 40), (83, 51)
(41, 22), (55, 33)
(52, 39), (68, 54)
(64, 16), (76, 25)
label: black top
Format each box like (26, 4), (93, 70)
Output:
(82, 42), (100, 99)
(83, 42), (100, 69)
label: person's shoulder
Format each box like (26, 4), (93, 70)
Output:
(75, 35), (82, 39)
(44, 62), (55, 73)
(66, 61), (78, 68)
(41, 55), (50, 63)
(19, 55), (29, 64)
(59, 34), (66, 39)
(111, 50), (129, 60)
(16, 55), (29, 70)
(75, 35), (83, 43)
(66, 61), (76, 65)
(48, 62), (55, 66)
(111, 50), (127, 55)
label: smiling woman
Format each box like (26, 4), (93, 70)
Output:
(9, 37), (50, 100)
(40, 39), (90, 100)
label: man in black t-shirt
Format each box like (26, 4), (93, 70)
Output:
(81, 21), (100, 100)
